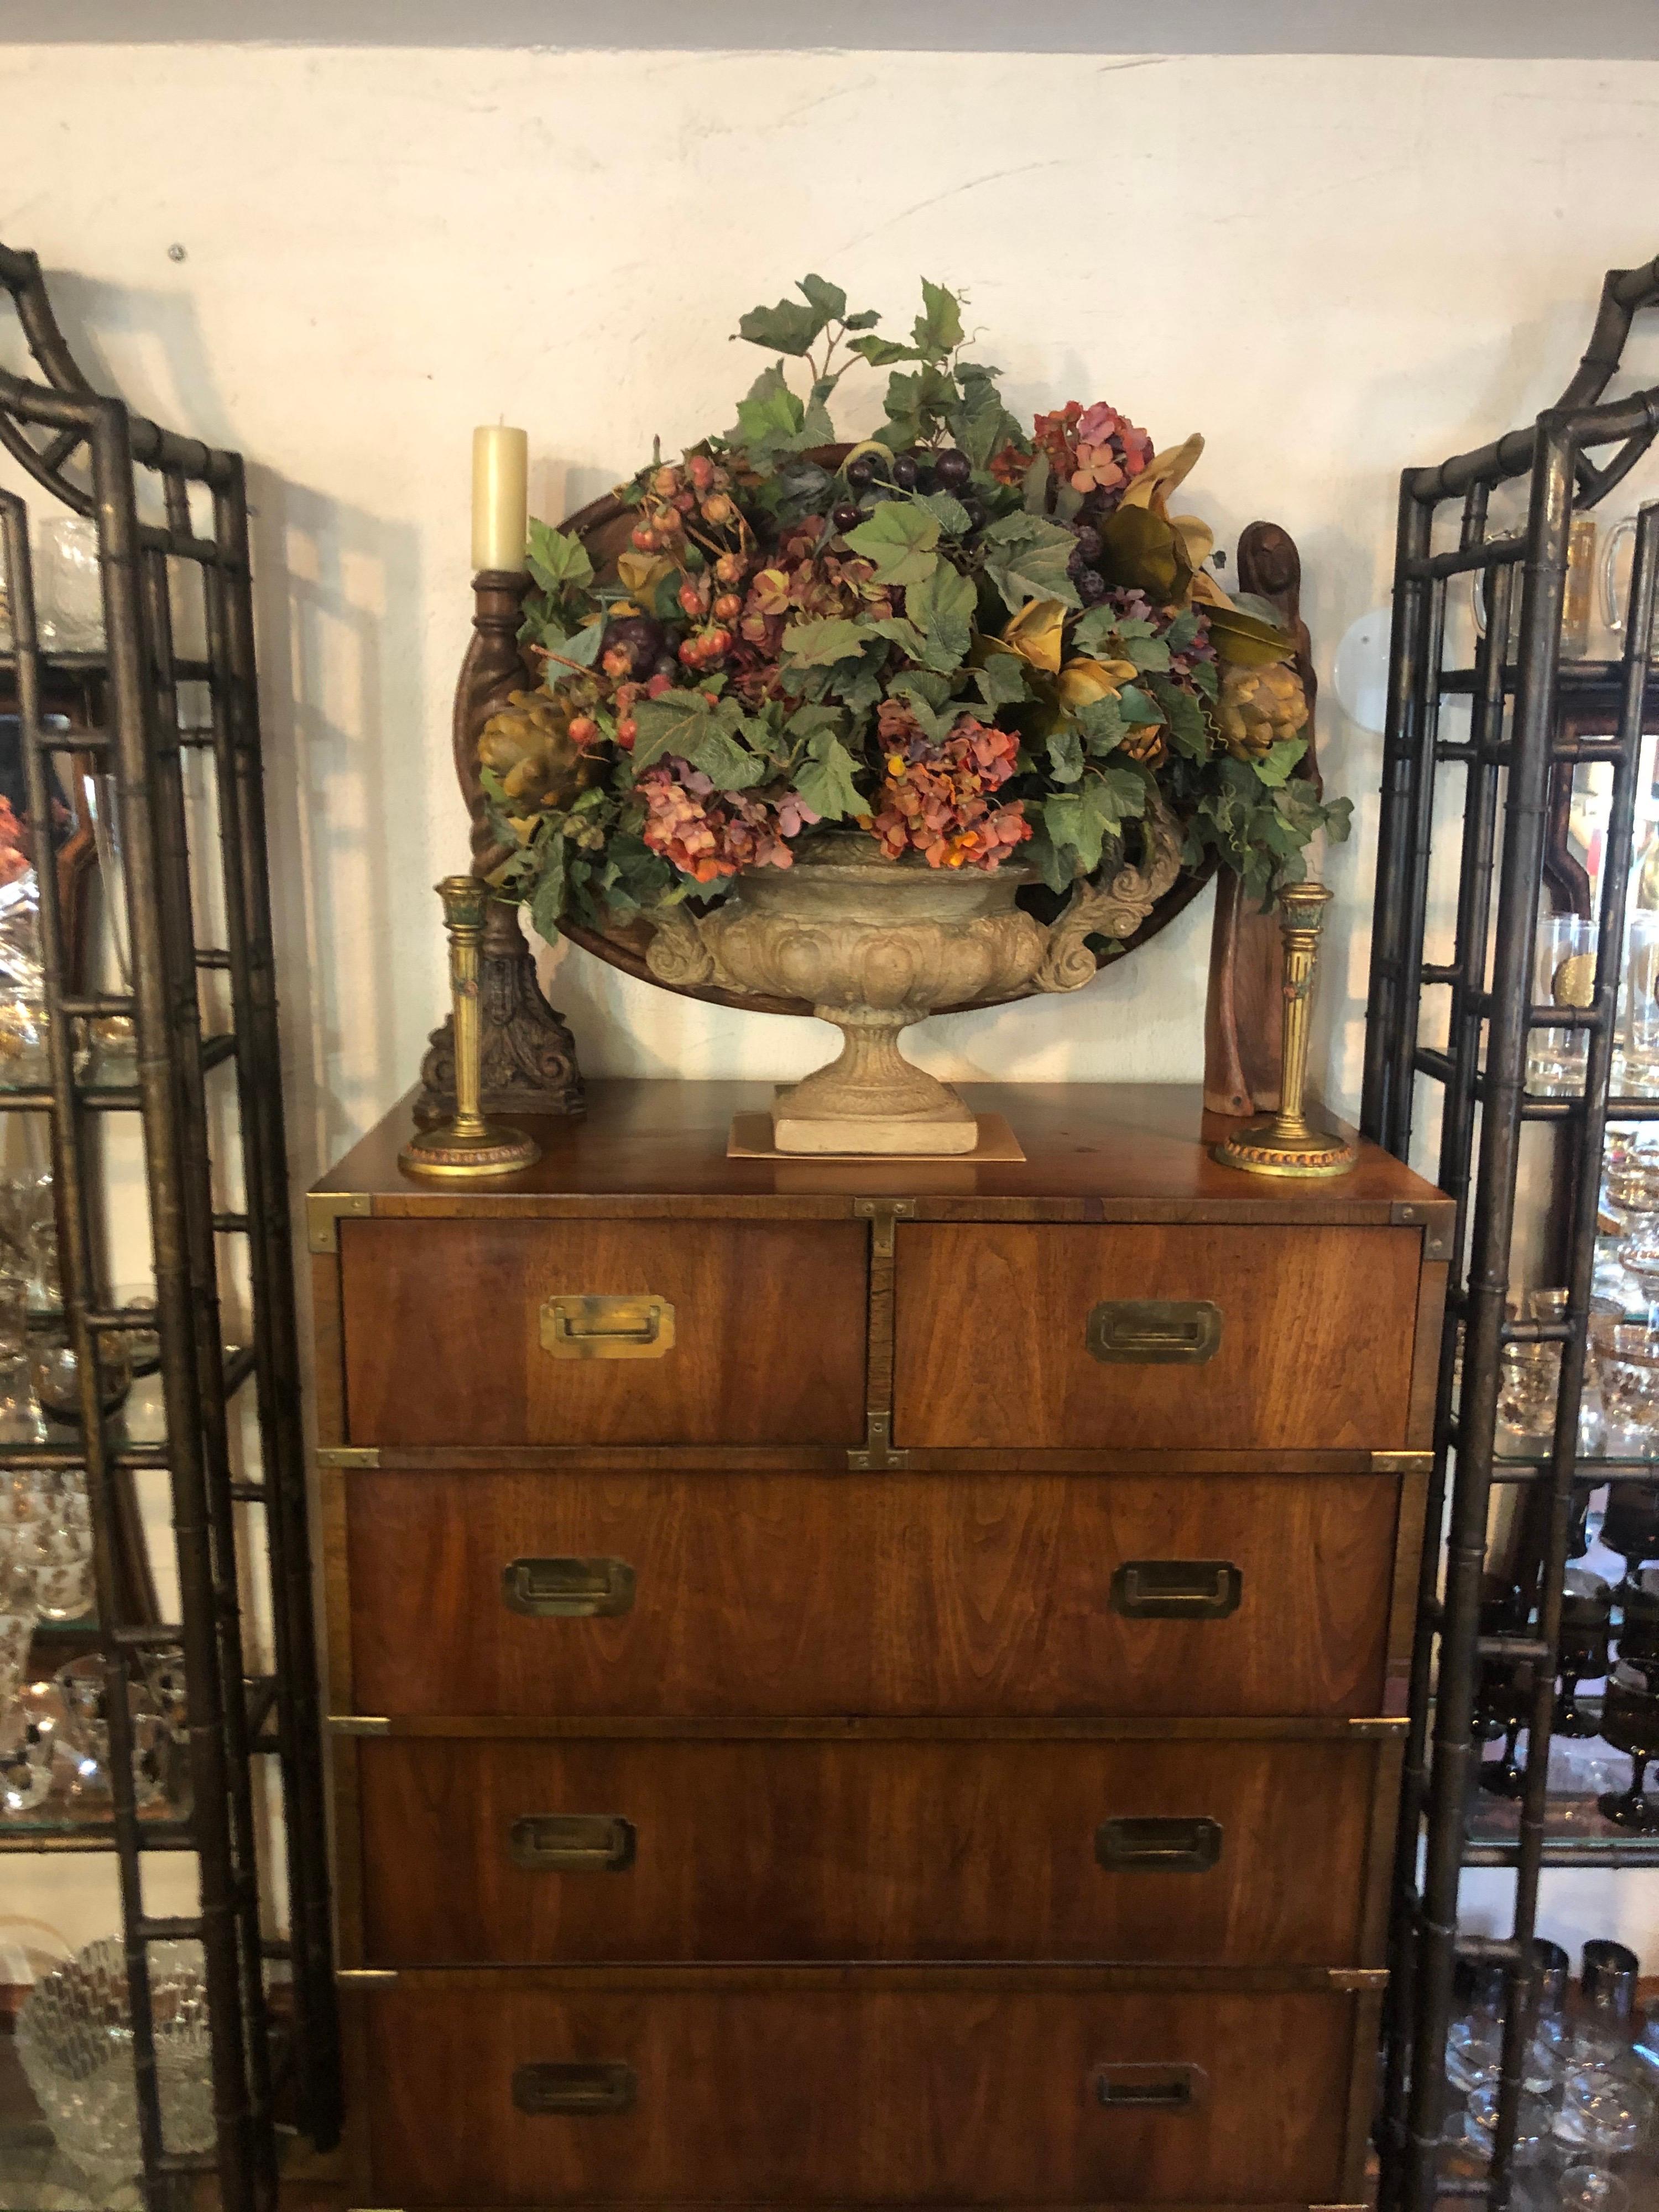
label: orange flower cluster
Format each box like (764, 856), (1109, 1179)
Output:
(868, 702), (1031, 871)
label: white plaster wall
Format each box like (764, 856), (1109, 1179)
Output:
(3, 41), (1659, 1963)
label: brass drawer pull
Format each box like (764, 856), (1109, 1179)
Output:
(1096, 1815), (1223, 1874)
(1095, 2062), (1207, 2113)
(509, 1814), (637, 1874)
(540, 1294), (675, 1360)
(1086, 1298), (1222, 1365)
(512, 2061), (636, 2116)
(502, 1556), (637, 1619)
(1110, 1559), (1242, 1621)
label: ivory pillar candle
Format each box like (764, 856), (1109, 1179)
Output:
(471, 425), (529, 573)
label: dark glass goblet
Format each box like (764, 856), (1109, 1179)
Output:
(1599, 1481), (1659, 1592)
(1597, 1660), (1659, 1830)
(1618, 1568), (1659, 1665)
(1479, 1656), (1538, 1799)
(1556, 1569), (1613, 1736)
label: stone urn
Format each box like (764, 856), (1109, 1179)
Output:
(645, 804), (1183, 1155)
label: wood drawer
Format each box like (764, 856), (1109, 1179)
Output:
(356, 1974), (1363, 2205)
(339, 1217), (867, 1447)
(353, 1734), (1384, 1968)
(344, 1471), (1401, 1719)
(893, 1223), (1421, 1449)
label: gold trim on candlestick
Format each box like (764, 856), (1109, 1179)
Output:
(1212, 879), (1357, 1178)
(400, 875), (541, 1178)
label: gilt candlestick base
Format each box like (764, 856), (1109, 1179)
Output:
(402, 876), (541, 1180)
(1213, 879), (1357, 1180)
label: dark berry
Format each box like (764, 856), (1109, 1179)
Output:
(831, 503), (860, 533)
(652, 654), (678, 681)
(1077, 569), (1107, 606)
(891, 453), (920, 491)
(933, 448), (972, 492)
(1073, 524), (1103, 564)
(1066, 547), (1086, 580)
(846, 457), (874, 489)
(959, 497), (985, 530)
(602, 614), (666, 677)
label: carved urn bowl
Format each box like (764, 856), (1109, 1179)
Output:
(644, 807), (1183, 1155)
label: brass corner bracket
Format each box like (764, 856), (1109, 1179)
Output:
(306, 1191), (371, 1255)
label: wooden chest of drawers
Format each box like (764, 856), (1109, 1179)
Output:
(312, 1078), (1449, 2210)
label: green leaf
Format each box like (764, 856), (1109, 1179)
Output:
(973, 649), (1031, 709)
(727, 363), (807, 462)
(682, 720), (770, 790)
(629, 690), (713, 770)
(1076, 691), (1130, 753)
(867, 614), (928, 659)
(526, 521), (593, 598)
(1068, 606), (1120, 659)
(1024, 812), (1074, 895)
(737, 286), (832, 356)
(528, 834), (570, 943)
(792, 731), (865, 821)
(542, 620), (604, 672)
(1152, 680), (1209, 762)
(1123, 634), (1172, 674)
(913, 278), (964, 359)
(980, 510), (1082, 613)
(878, 364), (959, 448)
(1166, 609), (1203, 653)
(797, 274), (847, 324)
(781, 615), (869, 667)
(1251, 735), (1309, 789)
(890, 676), (955, 743)
(1021, 450), (1052, 516)
(844, 501), (941, 586)
(847, 333), (924, 367)
(948, 363), (1021, 472)
(598, 831), (676, 916)
(920, 489), (973, 536)
(907, 561), (976, 668)
(1117, 682), (1165, 727)
(832, 659), (885, 716)
(1042, 794), (1094, 875)
(1093, 761), (1149, 822)
(1046, 730), (1084, 784)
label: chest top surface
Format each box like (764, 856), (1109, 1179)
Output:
(310, 1079), (1448, 1233)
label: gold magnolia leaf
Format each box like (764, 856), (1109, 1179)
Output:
(1056, 655), (1138, 711)
(1205, 601), (1300, 667)
(1170, 512), (1215, 570)
(1190, 571), (1233, 611)
(616, 551), (678, 598)
(1119, 431), (1205, 514)
(1000, 596), (1068, 674)
(1096, 505), (1196, 607)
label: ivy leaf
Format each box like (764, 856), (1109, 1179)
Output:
(980, 510), (1082, 613)
(1024, 812), (1073, 895)
(948, 363), (1021, 472)
(598, 832), (676, 917)
(797, 274), (847, 324)
(914, 278), (965, 359)
(1042, 794), (1095, 875)
(630, 691), (710, 770)
(1117, 682), (1165, 727)
(1094, 761), (1149, 823)
(1122, 633), (1172, 674)
(878, 364), (959, 449)
(528, 834), (569, 944)
(543, 621), (604, 672)
(907, 561), (976, 670)
(919, 489), (973, 536)
(1021, 450), (1052, 516)
(1076, 691), (1130, 754)
(845, 502), (941, 586)
(1150, 679), (1209, 761)
(1069, 606), (1121, 660)
(867, 615), (928, 659)
(728, 364), (808, 462)
(782, 615), (869, 666)
(786, 702), (846, 740)
(680, 720), (770, 790)
(973, 650), (1031, 709)
(1047, 730), (1084, 784)
(1166, 608), (1204, 654)
(526, 521), (593, 598)
(832, 658), (884, 716)
(847, 333), (924, 367)
(890, 677), (956, 743)
(1251, 735), (1309, 789)
(792, 731), (865, 821)
(737, 285), (833, 357)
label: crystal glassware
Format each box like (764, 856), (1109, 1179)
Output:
(1447, 1958), (1506, 2094)
(55, 1654), (169, 1812)
(0, 1677), (69, 1818)
(1558, 1569), (1614, 1735)
(15, 1937), (212, 2190)
(1499, 1338), (1558, 1442)
(0, 1554), (36, 1713)
(1599, 1328), (1659, 1450)
(1553, 2060), (1653, 2159)
(1568, 1940), (1642, 2070)
(1626, 911), (1659, 1089)
(30, 1332), (132, 1423)
(1531, 914), (1599, 1095)
(1557, 2167), (1632, 2212)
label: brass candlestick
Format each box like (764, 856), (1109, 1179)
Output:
(400, 877), (541, 1178)
(1212, 880), (1357, 1178)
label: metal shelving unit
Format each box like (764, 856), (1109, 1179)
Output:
(0, 243), (337, 2207)
(1363, 253), (1659, 2210)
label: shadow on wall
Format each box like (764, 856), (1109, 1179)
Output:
(246, 467), (422, 1185)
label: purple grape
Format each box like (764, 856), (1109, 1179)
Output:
(933, 448), (972, 492)
(831, 503), (860, 533)
(603, 614), (666, 676)
(847, 457), (874, 489)
(891, 453), (920, 491)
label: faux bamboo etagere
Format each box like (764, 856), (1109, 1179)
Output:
(1364, 251), (1659, 2212)
(0, 242), (338, 2210)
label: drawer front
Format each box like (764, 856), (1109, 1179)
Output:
(356, 1736), (1379, 1966)
(359, 1980), (1357, 2204)
(340, 1217), (867, 1447)
(347, 1471), (1400, 1718)
(893, 1223), (1420, 1449)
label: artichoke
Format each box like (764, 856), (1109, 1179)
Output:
(477, 690), (602, 815)
(1214, 661), (1308, 764)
